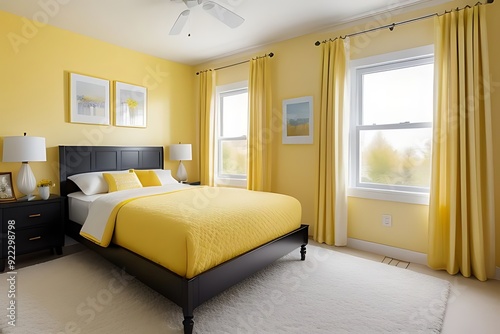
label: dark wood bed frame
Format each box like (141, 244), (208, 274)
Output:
(58, 145), (309, 334)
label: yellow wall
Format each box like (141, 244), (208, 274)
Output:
(2, 0), (498, 269)
(0, 10), (198, 194)
(195, 0), (500, 267)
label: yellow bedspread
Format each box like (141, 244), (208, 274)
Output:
(109, 187), (302, 278)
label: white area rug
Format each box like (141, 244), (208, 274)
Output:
(0, 245), (449, 333)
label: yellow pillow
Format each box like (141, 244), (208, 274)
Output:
(103, 171), (143, 192)
(131, 169), (162, 187)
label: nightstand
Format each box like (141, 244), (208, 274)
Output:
(0, 195), (64, 272)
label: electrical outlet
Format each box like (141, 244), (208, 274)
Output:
(382, 214), (392, 227)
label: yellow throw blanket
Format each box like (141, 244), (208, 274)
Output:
(83, 186), (302, 278)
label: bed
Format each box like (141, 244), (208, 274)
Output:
(59, 145), (309, 333)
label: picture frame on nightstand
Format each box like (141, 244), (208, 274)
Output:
(0, 172), (16, 202)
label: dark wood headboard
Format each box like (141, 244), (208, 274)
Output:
(58, 146), (164, 196)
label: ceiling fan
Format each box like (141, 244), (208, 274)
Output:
(169, 0), (244, 35)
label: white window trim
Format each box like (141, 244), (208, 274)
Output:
(348, 45), (434, 205)
(214, 80), (248, 188)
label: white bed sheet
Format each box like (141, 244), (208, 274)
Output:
(67, 184), (192, 226)
(68, 192), (105, 225)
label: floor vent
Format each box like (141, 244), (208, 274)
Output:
(382, 256), (410, 269)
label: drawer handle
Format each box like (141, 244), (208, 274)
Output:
(29, 214), (42, 218)
(29, 236), (42, 241)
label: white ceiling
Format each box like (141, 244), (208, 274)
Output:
(0, 0), (448, 65)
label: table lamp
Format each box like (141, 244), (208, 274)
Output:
(2, 134), (46, 200)
(169, 143), (192, 183)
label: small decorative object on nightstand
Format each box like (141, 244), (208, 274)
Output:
(0, 195), (64, 272)
(38, 186), (50, 200)
(37, 179), (54, 200)
(0, 172), (16, 202)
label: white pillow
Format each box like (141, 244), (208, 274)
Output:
(67, 170), (128, 195)
(67, 191), (105, 202)
(153, 169), (179, 185)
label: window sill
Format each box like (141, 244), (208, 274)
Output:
(214, 178), (247, 188)
(347, 187), (429, 205)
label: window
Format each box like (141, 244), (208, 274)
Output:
(215, 81), (248, 187)
(349, 46), (434, 204)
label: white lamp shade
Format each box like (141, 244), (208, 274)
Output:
(169, 144), (192, 161)
(3, 136), (46, 162)
(3, 135), (46, 200)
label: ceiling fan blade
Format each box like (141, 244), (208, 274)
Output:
(183, 0), (200, 8)
(169, 9), (190, 35)
(202, 1), (244, 29)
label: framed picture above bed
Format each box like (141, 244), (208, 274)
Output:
(282, 96), (313, 144)
(114, 81), (147, 128)
(69, 73), (111, 125)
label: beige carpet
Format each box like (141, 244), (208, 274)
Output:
(0, 245), (450, 333)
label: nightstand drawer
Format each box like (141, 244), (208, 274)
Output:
(2, 203), (61, 231)
(0, 196), (64, 271)
(14, 226), (60, 255)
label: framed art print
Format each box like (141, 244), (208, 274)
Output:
(114, 81), (147, 128)
(0, 172), (16, 202)
(69, 73), (110, 125)
(282, 96), (313, 144)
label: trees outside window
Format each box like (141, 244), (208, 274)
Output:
(349, 47), (434, 203)
(215, 81), (248, 187)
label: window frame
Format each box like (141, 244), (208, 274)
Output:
(348, 46), (434, 205)
(214, 81), (249, 188)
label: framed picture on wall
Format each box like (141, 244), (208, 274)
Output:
(0, 172), (16, 202)
(114, 81), (147, 128)
(282, 96), (313, 144)
(69, 73), (110, 125)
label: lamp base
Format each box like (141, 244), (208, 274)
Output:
(17, 194), (36, 201)
(176, 161), (188, 183)
(17, 162), (37, 200)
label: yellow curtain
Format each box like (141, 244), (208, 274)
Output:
(428, 5), (495, 281)
(247, 55), (272, 191)
(314, 38), (349, 246)
(199, 70), (215, 186)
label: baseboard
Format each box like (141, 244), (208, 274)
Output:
(347, 238), (500, 281)
(347, 238), (427, 266)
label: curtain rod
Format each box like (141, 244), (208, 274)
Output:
(196, 52), (274, 75)
(314, 0), (494, 46)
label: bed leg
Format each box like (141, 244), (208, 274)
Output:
(183, 316), (194, 334)
(300, 244), (307, 261)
